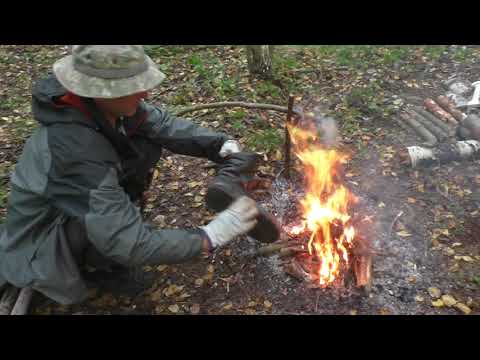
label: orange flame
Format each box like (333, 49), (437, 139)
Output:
(287, 121), (356, 286)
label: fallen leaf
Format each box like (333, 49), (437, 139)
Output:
(415, 295), (424, 302)
(263, 300), (272, 309)
(168, 304), (180, 313)
(441, 295), (457, 307)
(157, 265), (168, 272)
(248, 301), (257, 307)
(194, 195), (203, 203)
(454, 303), (471, 315)
(244, 309), (256, 315)
(207, 264), (215, 273)
(194, 278), (204, 287)
(223, 302), (233, 310)
(462, 256), (475, 263)
(349, 310), (358, 315)
(407, 197), (417, 204)
(153, 215), (166, 227)
(431, 299), (444, 307)
(378, 202), (386, 208)
(190, 304), (200, 314)
(151, 289), (163, 302)
(396, 230), (412, 238)
(379, 308), (390, 315)
(163, 284), (185, 297)
(428, 287), (441, 299)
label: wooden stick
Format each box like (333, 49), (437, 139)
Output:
(399, 113), (438, 147)
(175, 101), (303, 117)
(0, 286), (19, 315)
(284, 96), (295, 180)
(354, 255), (372, 293)
(10, 287), (34, 315)
(424, 99), (458, 125)
(436, 95), (467, 122)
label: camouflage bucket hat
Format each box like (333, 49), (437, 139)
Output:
(53, 45), (166, 99)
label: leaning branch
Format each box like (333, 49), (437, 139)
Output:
(175, 102), (303, 117)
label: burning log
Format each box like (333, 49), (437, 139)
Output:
(424, 99), (458, 126)
(399, 140), (480, 168)
(0, 285), (19, 315)
(436, 95), (467, 122)
(399, 112), (438, 147)
(406, 109), (448, 141)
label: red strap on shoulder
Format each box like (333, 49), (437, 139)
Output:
(55, 92), (92, 119)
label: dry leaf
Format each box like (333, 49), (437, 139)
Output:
(428, 287), (441, 299)
(163, 284), (184, 297)
(207, 265), (215, 273)
(349, 310), (358, 315)
(244, 309), (256, 315)
(378, 202), (386, 208)
(157, 265), (168, 272)
(168, 304), (180, 313)
(190, 304), (200, 314)
(441, 295), (457, 307)
(431, 299), (444, 307)
(407, 197), (417, 204)
(454, 303), (471, 315)
(415, 295), (424, 302)
(396, 230), (412, 238)
(263, 300), (272, 309)
(194, 278), (204, 287)
(223, 302), (233, 310)
(248, 301), (257, 307)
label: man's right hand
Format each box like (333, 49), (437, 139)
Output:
(201, 196), (259, 250)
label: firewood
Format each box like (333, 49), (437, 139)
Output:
(0, 285), (19, 315)
(406, 109), (449, 141)
(10, 287), (34, 315)
(424, 99), (458, 125)
(436, 95), (467, 122)
(413, 106), (455, 135)
(402, 140), (480, 168)
(399, 113), (438, 147)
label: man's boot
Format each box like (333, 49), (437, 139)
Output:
(205, 152), (280, 243)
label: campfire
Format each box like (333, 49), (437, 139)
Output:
(259, 108), (373, 292)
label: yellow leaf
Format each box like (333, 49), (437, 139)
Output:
(441, 295), (457, 307)
(244, 309), (256, 315)
(248, 301), (257, 307)
(431, 299), (444, 307)
(194, 195), (203, 203)
(454, 303), (471, 315)
(223, 302), (233, 310)
(194, 278), (204, 287)
(378, 202), (386, 208)
(462, 256), (475, 262)
(192, 203), (202, 208)
(396, 230), (411, 238)
(168, 304), (180, 313)
(157, 265), (168, 272)
(407, 197), (417, 204)
(428, 287), (441, 299)
(263, 300), (272, 308)
(207, 265), (215, 273)
(415, 295), (424, 302)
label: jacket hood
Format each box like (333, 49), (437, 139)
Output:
(32, 74), (97, 129)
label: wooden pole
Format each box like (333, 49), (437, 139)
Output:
(284, 96), (295, 179)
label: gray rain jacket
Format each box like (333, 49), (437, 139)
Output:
(0, 75), (229, 304)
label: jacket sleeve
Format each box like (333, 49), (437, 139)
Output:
(137, 103), (231, 163)
(46, 126), (205, 267)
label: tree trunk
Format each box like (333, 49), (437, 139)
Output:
(246, 45), (274, 79)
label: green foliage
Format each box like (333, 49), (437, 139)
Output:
(246, 128), (283, 153)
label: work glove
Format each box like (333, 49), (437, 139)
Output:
(201, 196), (259, 249)
(219, 140), (242, 158)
